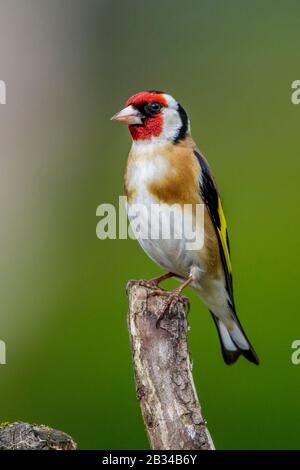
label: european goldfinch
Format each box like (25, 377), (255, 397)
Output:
(111, 91), (259, 365)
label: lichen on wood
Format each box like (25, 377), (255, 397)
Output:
(0, 422), (77, 450)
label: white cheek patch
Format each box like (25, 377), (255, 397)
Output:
(163, 94), (178, 108)
(161, 108), (182, 142)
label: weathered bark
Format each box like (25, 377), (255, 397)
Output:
(0, 422), (77, 450)
(127, 282), (215, 450)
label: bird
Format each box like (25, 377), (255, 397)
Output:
(111, 90), (259, 365)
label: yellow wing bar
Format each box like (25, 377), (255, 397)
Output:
(217, 198), (232, 273)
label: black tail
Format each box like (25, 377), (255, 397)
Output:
(210, 312), (259, 365)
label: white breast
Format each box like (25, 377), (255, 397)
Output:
(126, 146), (172, 193)
(126, 144), (203, 279)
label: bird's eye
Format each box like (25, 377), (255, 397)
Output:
(142, 101), (162, 118)
(149, 102), (161, 113)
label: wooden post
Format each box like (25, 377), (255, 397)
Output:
(127, 282), (215, 450)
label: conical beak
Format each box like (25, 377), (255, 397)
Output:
(111, 105), (143, 125)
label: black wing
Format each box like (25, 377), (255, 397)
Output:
(194, 149), (234, 305)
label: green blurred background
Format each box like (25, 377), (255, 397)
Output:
(0, 0), (299, 450)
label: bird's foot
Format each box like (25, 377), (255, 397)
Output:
(126, 278), (166, 294)
(135, 279), (162, 289)
(166, 289), (190, 313)
(126, 273), (175, 293)
(148, 288), (190, 328)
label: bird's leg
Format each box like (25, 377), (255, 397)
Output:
(149, 276), (193, 327)
(144, 272), (174, 288)
(128, 272), (174, 291)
